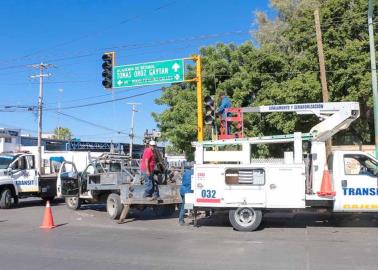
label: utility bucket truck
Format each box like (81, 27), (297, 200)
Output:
(0, 152), (77, 208)
(185, 102), (378, 231)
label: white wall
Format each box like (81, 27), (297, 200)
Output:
(21, 146), (103, 172)
(0, 128), (21, 153)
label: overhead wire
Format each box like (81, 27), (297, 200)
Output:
(0, 29), (251, 72)
(54, 111), (128, 134)
(44, 88), (163, 111)
(2, 64), (374, 111)
(0, 1), (179, 65)
(0, 16), (376, 73)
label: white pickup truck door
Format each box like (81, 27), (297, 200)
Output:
(56, 161), (79, 198)
(334, 153), (378, 212)
(11, 155), (38, 193)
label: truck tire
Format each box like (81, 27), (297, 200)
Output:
(106, 193), (123, 220)
(65, 197), (81, 210)
(0, 188), (14, 209)
(229, 207), (263, 232)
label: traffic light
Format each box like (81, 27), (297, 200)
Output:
(204, 95), (215, 125)
(102, 52), (115, 89)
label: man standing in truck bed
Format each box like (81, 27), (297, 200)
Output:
(141, 140), (159, 199)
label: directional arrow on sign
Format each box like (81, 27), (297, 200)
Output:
(117, 80), (123, 86)
(172, 63), (180, 72)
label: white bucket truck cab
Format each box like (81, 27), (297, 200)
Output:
(185, 102), (378, 231)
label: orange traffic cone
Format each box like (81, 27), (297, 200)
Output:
(40, 201), (56, 229)
(317, 164), (336, 197)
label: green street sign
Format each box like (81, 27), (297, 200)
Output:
(112, 59), (185, 88)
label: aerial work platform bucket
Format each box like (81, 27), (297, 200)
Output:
(218, 107), (244, 140)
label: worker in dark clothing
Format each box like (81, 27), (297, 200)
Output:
(179, 167), (193, 225)
(216, 92), (232, 135)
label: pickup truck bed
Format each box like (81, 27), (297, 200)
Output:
(38, 174), (58, 199)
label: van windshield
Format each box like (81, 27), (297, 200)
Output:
(0, 155), (16, 169)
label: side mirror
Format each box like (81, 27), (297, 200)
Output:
(7, 167), (12, 175)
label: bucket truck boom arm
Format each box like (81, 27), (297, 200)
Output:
(242, 102), (360, 142)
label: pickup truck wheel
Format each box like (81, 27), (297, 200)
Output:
(107, 193), (123, 220)
(65, 197), (81, 210)
(229, 207), (262, 232)
(0, 188), (14, 209)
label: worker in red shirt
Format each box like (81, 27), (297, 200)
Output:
(141, 140), (159, 199)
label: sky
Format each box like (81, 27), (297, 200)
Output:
(0, 0), (275, 144)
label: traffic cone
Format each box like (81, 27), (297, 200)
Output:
(317, 164), (336, 197)
(40, 201), (56, 229)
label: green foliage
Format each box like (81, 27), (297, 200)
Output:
(154, 0), (375, 158)
(53, 127), (72, 140)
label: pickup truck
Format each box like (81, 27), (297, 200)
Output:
(0, 152), (76, 208)
(59, 153), (181, 220)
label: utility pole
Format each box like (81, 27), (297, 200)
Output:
(30, 63), (53, 174)
(127, 103), (141, 158)
(368, 0), (378, 158)
(57, 88), (64, 140)
(314, 9), (332, 157)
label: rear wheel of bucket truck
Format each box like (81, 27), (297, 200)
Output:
(229, 207), (262, 232)
(106, 193), (123, 220)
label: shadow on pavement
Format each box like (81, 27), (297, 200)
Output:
(80, 203), (106, 212)
(78, 203), (179, 221)
(54, 222), (68, 228)
(15, 198), (65, 208)
(263, 212), (378, 229)
(191, 211), (378, 229)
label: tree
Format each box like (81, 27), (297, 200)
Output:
(154, 0), (375, 158)
(53, 127), (72, 140)
(254, 0), (373, 144)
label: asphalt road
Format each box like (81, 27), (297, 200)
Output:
(0, 199), (377, 270)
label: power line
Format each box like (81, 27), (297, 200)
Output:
(0, 29), (250, 72)
(44, 88), (163, 111)
(55, 111), (128, 135)
(2, 66), (374, 110)
(32, 30), (251, 65)
(1, 79), (93, 86)
(0, 1), (179, 65)
(0, 17), (375, 73)
(45, 85), (148, 105)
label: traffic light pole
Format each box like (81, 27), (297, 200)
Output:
(194, 55), (203, 142)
